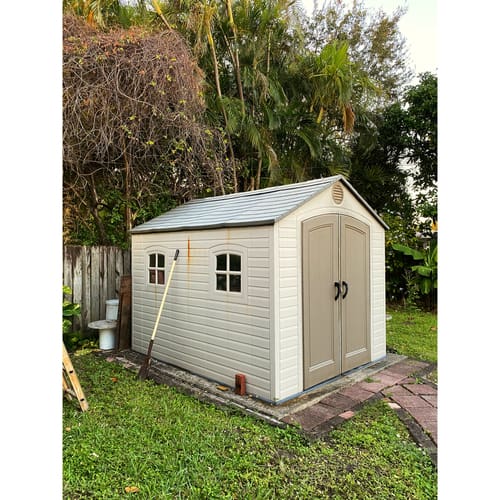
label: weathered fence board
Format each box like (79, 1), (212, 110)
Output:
(63, 246), (131, 333)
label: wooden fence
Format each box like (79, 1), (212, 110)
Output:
(63, 246), (131, 332)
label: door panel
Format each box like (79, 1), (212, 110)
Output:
(302, 215), (340, 389)
(302, 214), (371, 390)
(341, 216), (370, 371)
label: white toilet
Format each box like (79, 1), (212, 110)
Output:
(88, 299), (119, 350)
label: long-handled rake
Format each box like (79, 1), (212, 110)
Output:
(137, 249), (179, 380)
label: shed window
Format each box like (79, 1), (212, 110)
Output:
(215, 253), (241, 292)
(148, 253), (165, 284)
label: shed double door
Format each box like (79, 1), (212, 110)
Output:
(302, 214), (370, 389)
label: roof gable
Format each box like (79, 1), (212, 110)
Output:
(130, 176), (388, 234)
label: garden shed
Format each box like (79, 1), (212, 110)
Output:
(130, 175), (388, 403)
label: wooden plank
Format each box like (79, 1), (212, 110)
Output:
(63, 246), (73, 296)
(115, 248), (123, 298)
(90, 246), (100, 323)
(99, 247), (107, 319)
(72, 247), (83, 331)
(115, 275), (132, 350)
(62, 343), (88, 411)
(107, 246), (116, 300)
(123, 249), (131, 275)
(81, 246), (91, 331)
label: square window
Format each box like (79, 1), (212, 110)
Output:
(157, 270), (165, 285)
(229, 254), (241, 272)
(229, 274), (241, 292)
(216, 273), (227, 291)
(148, 252), (166, 285)
(216, 254), (227, 271)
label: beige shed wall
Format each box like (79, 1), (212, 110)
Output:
(274, 184), (386, 401)
(131, 226), (274, 400)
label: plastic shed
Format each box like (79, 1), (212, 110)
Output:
(130, 176), (388, 403)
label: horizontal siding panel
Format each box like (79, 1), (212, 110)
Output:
(149, 343), (271, 396)
(279, 326), (299, 342)
(279, 247), (297, 259)
(135, 311), (270, 345)
(279, 277), (296, 289)
(279, 257), (297, 269)
(279, 267), (297, 278)
(280, 287), (297, 299)
(280, 337), (299, 353)
(153, 325), (270, 367)
(139, 298), (271, 331)
(155, 337), (269, 380)
(248, 286), (269, 299)
(248, 257), (270, 269)
(280, 315), (298, 330)
(248, 276), (270, 288)
(132, 225), (272, 400)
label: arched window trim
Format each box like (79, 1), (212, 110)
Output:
(147, 251), (166, 285)
(209, 244), (248, 302)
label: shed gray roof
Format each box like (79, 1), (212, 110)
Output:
(130, 175), (388, 234)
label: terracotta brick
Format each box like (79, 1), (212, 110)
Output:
(391, 394), (433, 409)
(381, 385), (413, 398)
(405, 406), (437, 424)
(376, 372), (408, 386)
(339, 385), (374, 403)
(387, 402), (401, 409)
(339, 410), (355, 419)
(287, 404), (338, 431)
(320, 393), (357, 413)
(421, 395), (437, 407)
(403, 383), (437, 396)
(358, 380), (391, 393)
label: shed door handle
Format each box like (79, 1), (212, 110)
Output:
(342, 281), (349, 299)
(334, 282), (341, 301)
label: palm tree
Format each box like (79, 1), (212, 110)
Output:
(309, 41), (356, 132)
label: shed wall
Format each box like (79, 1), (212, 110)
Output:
(131, 226), (274, 400)
(274, 185), (386, 401)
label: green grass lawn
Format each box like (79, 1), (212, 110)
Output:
(64, 351), (436, 499)
(386, 307), (437, 363)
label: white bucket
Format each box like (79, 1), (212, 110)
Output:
(106, 299), (119, 320)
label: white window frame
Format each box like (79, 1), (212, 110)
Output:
(146, 250), (167, 286)
(209, 244), (247, 303)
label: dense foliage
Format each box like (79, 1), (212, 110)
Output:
(63, 14), (232, 246)
(62, 1), (437, 305)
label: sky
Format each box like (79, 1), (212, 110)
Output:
(301, 0), (437, 78)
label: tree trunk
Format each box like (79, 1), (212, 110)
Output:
(207, 26), (238, 192)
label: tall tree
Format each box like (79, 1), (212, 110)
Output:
(306, 0), (412, 102)
(63, 14), (231, 246)
(405, 72), (437, 194)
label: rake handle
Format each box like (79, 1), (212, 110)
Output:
(150, 249), (179, 343)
